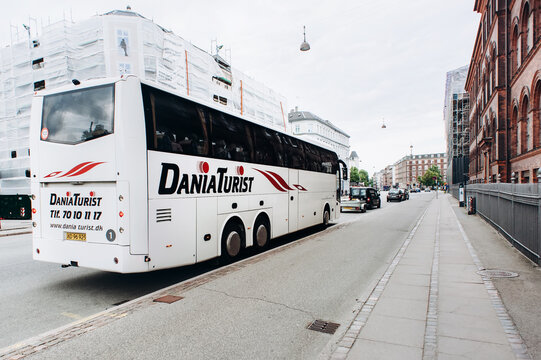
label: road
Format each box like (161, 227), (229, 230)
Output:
(0, 191), (433, 356)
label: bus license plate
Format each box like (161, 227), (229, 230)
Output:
(343, 207), (353, 210)
(65, 232), (86, 241)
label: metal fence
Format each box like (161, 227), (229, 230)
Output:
(451, 183), (541, 264)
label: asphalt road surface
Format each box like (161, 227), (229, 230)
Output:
(1, 191), (433, 357)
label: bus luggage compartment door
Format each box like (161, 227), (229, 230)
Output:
(196, 197), (218, 262)
(288, 169), (299, 232)
(148, 198), (196, 270)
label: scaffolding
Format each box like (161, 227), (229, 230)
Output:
(0, 9), (288, 195)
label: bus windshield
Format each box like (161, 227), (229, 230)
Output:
(41, 84), (114, 145)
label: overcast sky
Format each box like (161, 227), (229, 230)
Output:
(1, 0), (480, 174)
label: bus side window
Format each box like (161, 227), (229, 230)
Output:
(272, 131), (285, 167)
(150, 87), (209, 156)
(210, 112), (252, 162)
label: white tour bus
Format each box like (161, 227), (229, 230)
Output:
(30, 76), (347, 273)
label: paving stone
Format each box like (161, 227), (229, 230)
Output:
(347, 339), (422, 360)
(373, 296), (428, 321)
(358, 314), (425, 348)
(438, 335), (515, 360)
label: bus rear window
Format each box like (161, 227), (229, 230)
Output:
(41, 85), (114, 145)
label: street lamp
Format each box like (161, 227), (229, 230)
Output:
(409, 145), (413, 188)
(300, 26), (310, 51)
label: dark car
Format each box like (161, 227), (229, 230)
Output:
(350, 186), (381, 209)
(387, 188), (404, 202)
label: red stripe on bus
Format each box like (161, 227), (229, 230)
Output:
(58, 162), (93, 178)
(68, 162), (105, 177)
(253, 169), (286, 192)
(266, 171), (294, 190)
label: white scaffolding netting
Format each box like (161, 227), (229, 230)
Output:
(0, 11), (288, 194)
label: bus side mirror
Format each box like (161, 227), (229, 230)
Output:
(338, 160), (348, 180)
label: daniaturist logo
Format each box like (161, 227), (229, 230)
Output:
(158, 162), (254, 195)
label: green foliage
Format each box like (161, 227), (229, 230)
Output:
(350, 167), (360, 183)
(358, 169), (369, 185)
(419, 165), (442, 187)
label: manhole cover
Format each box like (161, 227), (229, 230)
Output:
(154, 295), (184, 304)
(307, 320), (340, 334)
(477, 269), (519, 278)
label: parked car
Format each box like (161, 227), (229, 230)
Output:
(387, 188), (404, 202)
(349, 186), (381, 210)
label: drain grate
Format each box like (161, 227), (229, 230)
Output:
(307, 320), (340, 334)
(153, 295), (184, 304)
(477, 269), (519, 278)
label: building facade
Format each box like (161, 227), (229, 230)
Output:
(393, 153), (448, 189)
(444, 66), (471, 184)
(466, 0), (541, 183)
(288, 109), (350, 161)
(288, 109), (351, 190)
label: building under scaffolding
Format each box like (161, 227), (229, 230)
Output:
(0, 8), (288, 197)
(444, 65), (470, 184)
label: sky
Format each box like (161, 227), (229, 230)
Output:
(0, 0), (481, 174)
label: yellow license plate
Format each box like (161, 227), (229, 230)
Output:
(343, 207), (354, 210)
(65, 232), (86, 241)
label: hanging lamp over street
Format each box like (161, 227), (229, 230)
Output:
(300, 25), (310, 51)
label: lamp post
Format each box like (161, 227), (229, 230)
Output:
(409, 145), (413, 189)
(300, 26), (310, 51)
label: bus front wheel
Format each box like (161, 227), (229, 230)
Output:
(322, 207), (330, 227)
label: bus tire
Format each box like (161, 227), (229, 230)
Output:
(221, 221), (244, 261)
(322, 206), (330, 227)
(253, 216), (270, 250)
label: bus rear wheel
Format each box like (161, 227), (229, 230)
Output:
(222, 222), (243, 261)
(253, 218), (270, 249)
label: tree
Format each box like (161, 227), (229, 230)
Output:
(358, 169), (369, 185)
(419, 165), (442, 187)
(350, 167), (360, 183)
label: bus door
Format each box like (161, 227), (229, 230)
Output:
(288, 169), (299, 232)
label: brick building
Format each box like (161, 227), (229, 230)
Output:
(466, 0), (541, 183)
(394, 153), (448, 189)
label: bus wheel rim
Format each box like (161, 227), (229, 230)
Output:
(256, 224), (268, 247)
(226, 231), (241, 257)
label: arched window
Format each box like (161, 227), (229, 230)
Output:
(491, 48), (496, 91)
(512, 24), (519, 73)
(520, 95), (530, 153)
(511, 105), (519, 157)
(491, 116), (497, 161)
(534, 79), (541, 148)
(522, 2), (533, 58)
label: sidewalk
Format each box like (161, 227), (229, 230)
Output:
(333, 194), (531, 360)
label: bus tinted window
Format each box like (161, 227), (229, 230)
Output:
(210, 111), (253, 162)
(141, 83), (338, 174)
(41, 85), (114, 145)
(143, 85), (209, 156)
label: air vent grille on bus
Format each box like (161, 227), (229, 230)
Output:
(156, 208), (172, 222)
